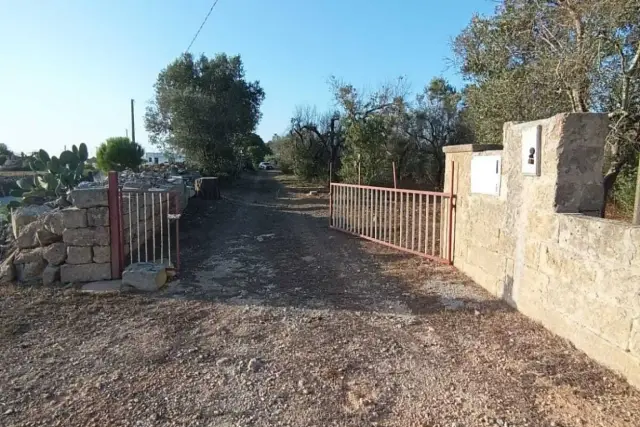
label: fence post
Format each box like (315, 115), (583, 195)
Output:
(447, 161), (455, 265)
(392, 162), (397, 189)
(108, 171), (123, 279)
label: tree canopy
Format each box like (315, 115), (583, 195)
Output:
(145, 53), (265, 176)
(454, 0), (640, 214)
(96, 137), (145, 172)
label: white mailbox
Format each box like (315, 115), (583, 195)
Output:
(522, 125), (541, 176)
(471, 154), (501, 196)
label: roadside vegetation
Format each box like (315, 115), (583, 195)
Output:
(145, 53), (269, 179)
(269, 0), (640, 220)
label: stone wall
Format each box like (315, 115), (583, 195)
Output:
(6, 187), (113, 285)
(443, 113), (640, 387)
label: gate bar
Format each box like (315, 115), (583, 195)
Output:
(108, 171), (123, 279)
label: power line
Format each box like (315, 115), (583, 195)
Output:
(185, 0), (221, 53)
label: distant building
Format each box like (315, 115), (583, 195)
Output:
(145, 152), (185, 164)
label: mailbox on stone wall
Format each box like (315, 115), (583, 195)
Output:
(522, 125), (541, 176)
(471, 154), (502, 196)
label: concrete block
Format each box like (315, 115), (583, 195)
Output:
(66, 246), (93, 264)
(42, 265), (60, 286)
(93, 245), (111, 263)
(122, 262), (167, 292)
(69, 188), (108, 208)
(61, 207), (87, 229)
(43, 242), (66, 266)
(87, 207), (109, 227)
(60, 263), (111, 283)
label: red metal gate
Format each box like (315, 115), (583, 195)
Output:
(107, 171), (182, 278)
(329, 164), (455, 264)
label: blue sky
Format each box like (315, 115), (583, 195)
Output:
(0, 0), (496, 157)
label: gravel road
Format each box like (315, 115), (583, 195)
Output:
(1, 171), (639, 426)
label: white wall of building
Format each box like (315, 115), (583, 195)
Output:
(145, 152), (185, 164)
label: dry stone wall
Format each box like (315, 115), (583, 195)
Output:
(5, 187), (112, 285)
(3, 168), (195, 286)
(444, 113), (640, 387)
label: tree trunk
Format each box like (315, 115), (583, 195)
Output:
(195, 177), (221, 200)
(601, 158), (627, 218)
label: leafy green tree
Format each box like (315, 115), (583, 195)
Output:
(96, 137), (145, 172)
(145, 53), (265, 176)
(0, 143), (12, 157)
(241, 133), (271, 169)
(454, 0), (640, 216)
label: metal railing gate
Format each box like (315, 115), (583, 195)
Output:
(329, 163), (455, 264)
(107, 171), (182, 278)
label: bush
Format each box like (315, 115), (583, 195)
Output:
(96, 137), (145, 172)
(610, 153), (638, 219)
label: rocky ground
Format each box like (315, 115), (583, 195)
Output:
(1, 171), (639, 427)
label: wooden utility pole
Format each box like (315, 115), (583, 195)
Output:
(130, 99), (136, 143)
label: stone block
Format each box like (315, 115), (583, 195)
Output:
(36, 228), (62, 246)
(16, 221), (40, 249)
(42, 265), (60, 286)
(43, 242), (66, 266)
(593, 267), (640, 312)
(87, 207), (109, 227)
(467, 246), (506, 279)
(570, 298), (632, 351)
(630, 319), (640, 357)
(539, 243), (597, 284)
(14, 247), (43, 264)
(62, 207), (87, 228)
(81, 280), (121, 294)
(42, 210), (64, 235)
(16, 259), (47, 283)
(69, 188), (108, 208)
(63, 227), (110, 247)
(94, 226), (110, 246)
(66, 246), (93, 264)
(93, 246), (111, 263)
(524, 241), (541, 269)
(0, 251), (16, 283)
(122, 262), (167, 292)
(11, 205), (51, 238)
(63, 228), (94, 246)
(516, 266), (549, 307)
(60, 263), (111, 283)
(526, 211), (559, 242)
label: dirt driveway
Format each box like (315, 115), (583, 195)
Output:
(1, 171), (639, 427)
